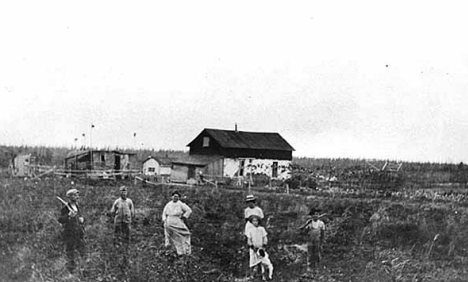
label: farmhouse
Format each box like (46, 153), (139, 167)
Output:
(142, 156), (173, 182)
(64, 150), (136, 177)
(172, 128), (294, 183)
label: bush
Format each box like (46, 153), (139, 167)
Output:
(285, 174), (317, 189)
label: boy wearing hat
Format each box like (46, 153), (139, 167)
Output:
(244, 194), (264, 237)
(110, 186), (135, 245)
(58, 188), (85, 273)
(299, 208), (325, 271)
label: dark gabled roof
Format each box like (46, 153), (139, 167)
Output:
(172, 155), (222, 166)
(188, 128), (295, 151)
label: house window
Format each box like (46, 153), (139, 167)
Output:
(203, 137), (210, 147)
(101, 155), (105, 162)
(272, 162), (278, 178)
(148, 167), (155, 172)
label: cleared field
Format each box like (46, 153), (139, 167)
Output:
(1, 177), (467, 282)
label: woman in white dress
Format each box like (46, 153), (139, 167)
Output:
(162, 191), (192, 255)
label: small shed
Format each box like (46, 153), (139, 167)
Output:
(171, 155), (223, 183)
(10, 154), (36, 177)
(142, 156), (173, 182)
(64, 150), (136, 178)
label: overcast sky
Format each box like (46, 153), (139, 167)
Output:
(1, 1), (468, 163)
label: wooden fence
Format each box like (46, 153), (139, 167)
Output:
(22, 164), (141, 179)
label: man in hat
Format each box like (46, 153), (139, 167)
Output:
(58, 188), (85, 273)
(244, 194), (264, 238)
(299, 208), (325, 271)
(110, 186), (135, 246)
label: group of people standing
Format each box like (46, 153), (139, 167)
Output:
(243, 194), (327, 278)
(58, 187), (193, 273)
(58, 187), (325, 279)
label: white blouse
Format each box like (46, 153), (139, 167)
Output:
(162, 200), (192, 221)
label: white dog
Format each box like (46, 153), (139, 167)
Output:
(257, 249), (274, 280)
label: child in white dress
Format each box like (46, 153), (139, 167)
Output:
(246, 215), (268, 279)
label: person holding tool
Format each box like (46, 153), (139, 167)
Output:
(298, 207), (326, 272)
(57, 188), (85, 273)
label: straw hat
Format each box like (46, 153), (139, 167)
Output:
(245, 194), (257, 202)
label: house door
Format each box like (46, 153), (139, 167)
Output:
(239, 159), (245, 176)
(114, 155), (121, 179)
(272, 162), (278, 178)
(188, 166), (196, 180)
(114, 155), (121, 171)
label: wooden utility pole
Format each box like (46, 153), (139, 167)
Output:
(90, 124), (95, 149)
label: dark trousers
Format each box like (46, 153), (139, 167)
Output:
(307, 240), (322, 268)
(114, 222), (131, 244)
(65, 238), (85, 272)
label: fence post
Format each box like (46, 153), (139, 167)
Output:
(53, 167), (56, 195)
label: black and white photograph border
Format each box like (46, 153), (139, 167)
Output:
(1, 1), (468, 281)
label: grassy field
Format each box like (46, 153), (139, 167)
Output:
(1, 176), (468, 282)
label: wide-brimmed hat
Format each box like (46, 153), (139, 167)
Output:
(245, 194), (257, 202)
(66, 188), (79, 197)
(119, 186), (127, 192)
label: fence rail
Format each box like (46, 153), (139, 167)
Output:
(19, 164), (142, 179)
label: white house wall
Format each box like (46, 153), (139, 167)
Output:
(223, 158), (292, 179)
(223, 158), (239, 177)
(121, 155), (131, 171)
(143, 159), (159, 176)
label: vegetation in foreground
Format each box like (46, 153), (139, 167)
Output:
(1, 177), (468, 282)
